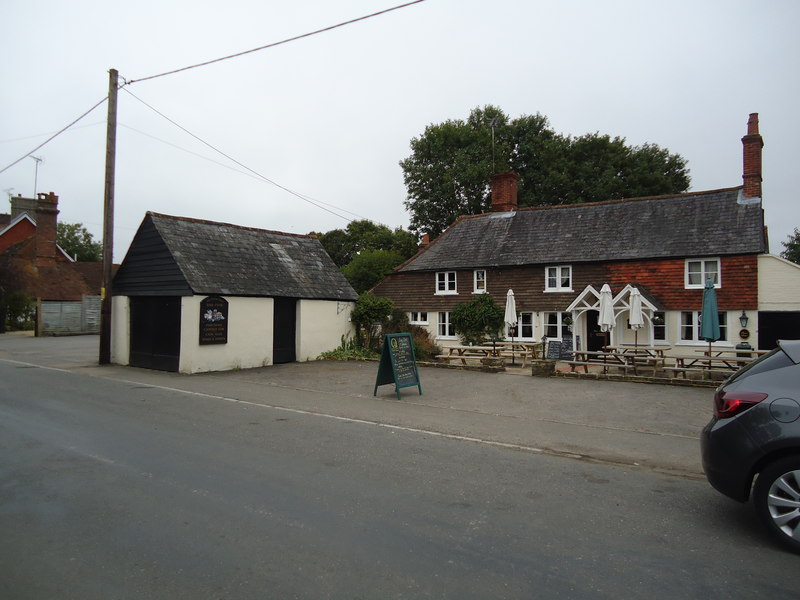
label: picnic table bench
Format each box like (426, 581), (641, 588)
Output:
(437, 343), (537, 367)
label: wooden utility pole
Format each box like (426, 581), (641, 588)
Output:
(99, 68), (118, 364)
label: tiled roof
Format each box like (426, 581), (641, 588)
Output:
(399, 187), (766, 272)
(148, 213), (358, 300)
(2, 238), (101, 301)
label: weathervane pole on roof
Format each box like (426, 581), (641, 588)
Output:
(99, 68), (118, 365)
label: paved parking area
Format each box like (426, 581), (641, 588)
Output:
(0, 333), (712, 477)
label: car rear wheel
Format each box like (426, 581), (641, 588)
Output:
(754, 456), (800, 553)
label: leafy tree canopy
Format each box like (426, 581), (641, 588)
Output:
(56, 222), (102, 262)
(341, 249), (405, 294)
(311, 219), (418, 268)
(401, 105), (691, 236)
(780, 228), (800, 264)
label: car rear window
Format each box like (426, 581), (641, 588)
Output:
(727, 347), (793, 382)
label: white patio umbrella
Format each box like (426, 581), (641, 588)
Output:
(598, 284), (615, 334)
(629, 287), (645, 350)
(504, 289), (518, 365)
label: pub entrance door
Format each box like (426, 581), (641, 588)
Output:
(273, 297), (297, 364)
(587, 310), (609, 352)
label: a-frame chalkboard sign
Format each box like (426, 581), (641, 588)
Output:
(373, 333), (423, 400)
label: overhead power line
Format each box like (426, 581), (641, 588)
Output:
(126, 0), (427, 85)
(0, 96), (108, 175)
(122, 87), (364, 224)
(119, 122), (373, 222)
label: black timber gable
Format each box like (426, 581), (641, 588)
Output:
(113, 214), (192, 296)
(113, 212), (358, 301)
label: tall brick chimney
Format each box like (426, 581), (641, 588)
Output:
(34, 192), (59, 267)
(490, 172), (519, 212)
(742, 113), (763, 198)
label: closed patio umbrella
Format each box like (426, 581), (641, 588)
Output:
(598, 284), (615, 333)
(700, 278), (721, 355)
(629, 287), (645, 351)
(504, 289), (518, 365)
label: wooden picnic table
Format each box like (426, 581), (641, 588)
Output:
(484, 341), (544, 360)
(568, 350), (664, 376)
(438, 343), (535, 367)
(693, 348), (769, 357)
(672, 354), (755, 371)
(602, 345), (671, 358)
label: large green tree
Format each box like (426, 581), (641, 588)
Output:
(341, 249), (405, 294)
(56, 222), (102, 262)
(401, 106), (691, 236)
(780, 228), (800, 264)
(312, 219), (418, 268)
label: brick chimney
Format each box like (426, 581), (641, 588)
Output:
(34, 192), (59, 267)
(11, 194), (38, 219)
(742, 113), (763, 198)
(490, 172), (519, 212)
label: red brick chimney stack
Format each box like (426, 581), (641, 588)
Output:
(34, 192), (59, 267)
(742, 113), (763, 198)
(490, 172), (519, 212)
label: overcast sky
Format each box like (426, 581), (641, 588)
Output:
(2, 0), (798, 261)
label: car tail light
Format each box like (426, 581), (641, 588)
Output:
(714, 390), (768, 418)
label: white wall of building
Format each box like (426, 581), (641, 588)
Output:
(296, 299), (355, 361)
(758, 254), (800, 311)
(110, 295), (130, 365)
(179, 296), (273, 374)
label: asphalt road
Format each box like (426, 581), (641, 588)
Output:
(1, 357), (798, 599)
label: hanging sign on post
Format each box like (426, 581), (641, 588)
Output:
(374, 333), (422, 400)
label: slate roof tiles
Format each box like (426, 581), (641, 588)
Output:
(146, 213), (357, 301)
(400, 187), (766, 272)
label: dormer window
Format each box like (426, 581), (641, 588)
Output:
(685, 259), (720, 289)
(545, 265), (572, 292)
(436, 271), (457, 294)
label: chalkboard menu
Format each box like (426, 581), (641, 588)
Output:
(199, 296), (228, 345)
(545, 336), (579, 360)
(374, 333), (423, 400)
(546, 340), (563, 359)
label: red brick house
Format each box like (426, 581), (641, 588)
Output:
(0, 192), (104, 334)
(372, 114), (800, 353)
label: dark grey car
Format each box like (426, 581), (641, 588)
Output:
(701, 339), (800, 553)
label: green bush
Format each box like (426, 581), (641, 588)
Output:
(451, 294), (505, 346)
(409, 325), (441, 361)
(351, 293), (394, 351)
(317, 335), (379, 361)
(2, 291), (35, 332)
(381, 309), (440, 361)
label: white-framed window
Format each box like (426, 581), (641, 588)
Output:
(545, 265), (572, 292)
(685, 258), (721, 288)
(437, 311), (456, 338)
(514, 312), (534, 339)
(544, 312), (572, 339)
(409, 311), (428, 325)
(473, 269), (487, 293)
(680, 311), (728, 342)
(436, 271), (457, 294)
(653, 311), (666, 341)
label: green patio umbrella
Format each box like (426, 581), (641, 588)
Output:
(700, 278), (721, 355)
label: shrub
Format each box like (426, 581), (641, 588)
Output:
(317, 335), (379, 361)
(450, 294), (505, 346)
(350, 293), (394, 351)
(2, 291), (35, 332)
(409, 325), (441, 361)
